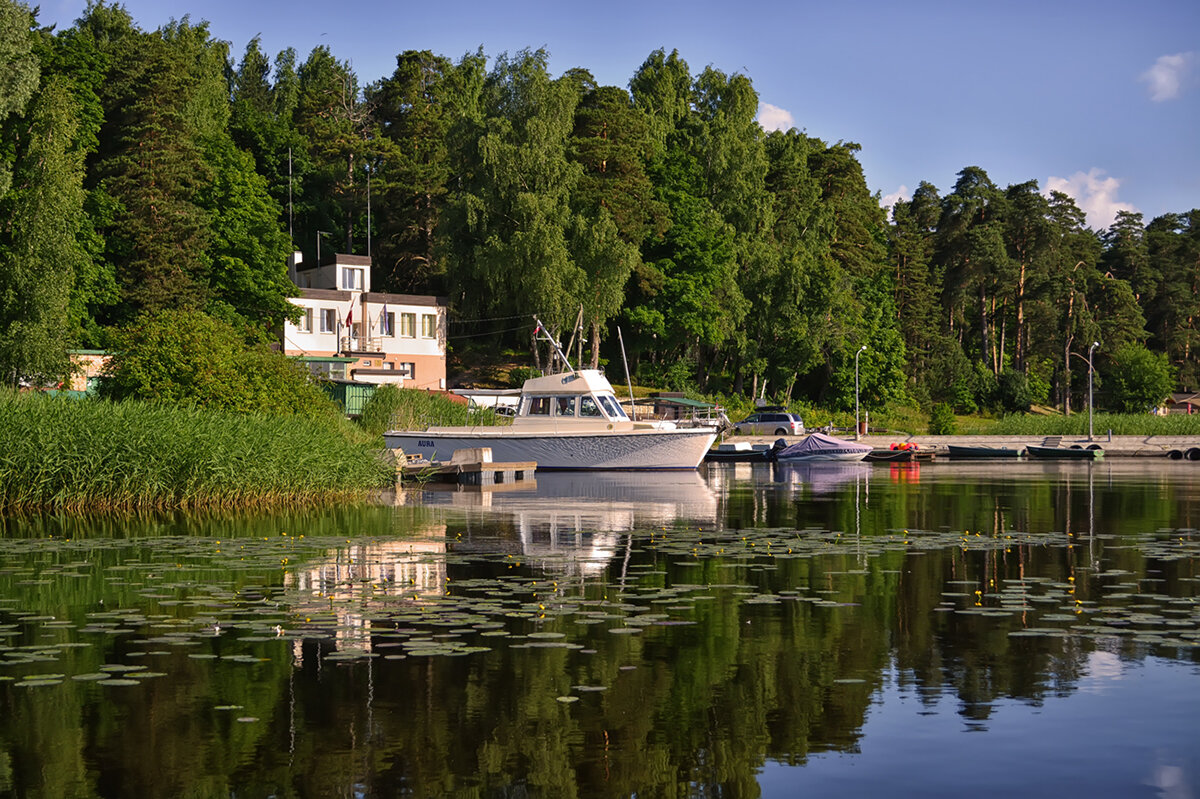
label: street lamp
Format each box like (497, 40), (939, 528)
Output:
(316, 230), (331, 266)
(1088, 341), (1099, 441)
(364, 163), (372, 260)
(855, 345), (867, 441)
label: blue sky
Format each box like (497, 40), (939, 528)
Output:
(39, 0), (1200, 230)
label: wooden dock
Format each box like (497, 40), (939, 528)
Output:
(393, 447), (536, 486)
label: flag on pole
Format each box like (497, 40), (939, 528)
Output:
(346, 304), (353, 327)
(380, 302), (389, 335)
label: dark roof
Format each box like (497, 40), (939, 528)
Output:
(650, 396), (717, 409)
(363, 292), (447, 307)
(297, 288), (352, 301)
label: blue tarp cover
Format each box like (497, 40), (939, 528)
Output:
(776, 432), (872, 459)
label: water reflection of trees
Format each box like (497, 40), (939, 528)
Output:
(0, 464), (1197, 796)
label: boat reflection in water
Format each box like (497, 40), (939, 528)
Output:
(402, 471), (720, 576)
(772, 461), (872, 494)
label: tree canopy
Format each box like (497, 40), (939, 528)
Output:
(2, 0), (1197, 413)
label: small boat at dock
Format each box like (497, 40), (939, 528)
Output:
(1025, 444), (1103, 460)
(704, 441), (780, 463)
(947, 445), (1024, 459)
(773, 432), (872, 462)
(864, 448), (914, 463)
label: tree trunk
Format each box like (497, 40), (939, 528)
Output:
(979, 286), (990, 372)
(588, 320), (601, 369)
(1015, 262), (1026, 372)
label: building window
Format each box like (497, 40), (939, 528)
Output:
(306, 361), (346, 380)
(421, 313), (437, 338)
(320, 309), (337, 333)
(400, 313), (416, 338)
(381, 311), (395, 337)
(341, 268), (364, 290)
(397, 362), (414, 378)
(298, 308), (313, 333)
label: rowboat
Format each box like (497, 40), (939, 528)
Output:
(1025, 444), (1103, 460)
(947, 445), (1024, 459)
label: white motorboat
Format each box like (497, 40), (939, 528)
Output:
(384, 369), (718, 470)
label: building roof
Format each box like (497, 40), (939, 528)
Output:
(362, 292), (447, 306)
(652, 396), (718, 409)
(296, 288), (352, 301)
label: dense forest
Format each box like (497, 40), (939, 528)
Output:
(0, 0), (1196, 415)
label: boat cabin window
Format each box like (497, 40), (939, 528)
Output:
(555, 397), (576, 416)
(525, 396), (551, 415)
(597, 395), (627, 419)
(579, 396), (602, 417)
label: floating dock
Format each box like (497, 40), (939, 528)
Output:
(393, 447), (536, 486)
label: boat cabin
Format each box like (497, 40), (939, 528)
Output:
(513, 370), (632, 425)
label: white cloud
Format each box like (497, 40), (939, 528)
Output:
(1044, 169), (1138, 230)
(1140, 52), (1197, 101)
(757, 103), (795, 132)
(880, 185), (910, 214)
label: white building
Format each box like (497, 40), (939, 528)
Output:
(282, 252), (448, 389)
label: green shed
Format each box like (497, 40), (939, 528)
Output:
(321, 379), (377, 417)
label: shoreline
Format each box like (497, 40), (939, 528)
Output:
(728, 433), (1200, 458)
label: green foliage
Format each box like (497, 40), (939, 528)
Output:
(508, 366), (540, 387)
(997, 370), (1035, 413)
(198, 135), (296, 327)
(0, 388), (387, 511)
(0, 77), (87, 387)
(101, 309), (336, 417)
(1103, 343), (1175, 413)
(0, 0), (39, 197)
(928, 403), (958, 435)
(11, 13), (1199, 415)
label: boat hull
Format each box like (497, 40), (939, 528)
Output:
(384, 427), (718, 470)
(1025, 445), (1102, 460)
(864, 449), (914, 463)
(775, 452), (870, 462)
(947, 445), (1024, 459)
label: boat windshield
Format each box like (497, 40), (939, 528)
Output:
(597, 395), (627, 419)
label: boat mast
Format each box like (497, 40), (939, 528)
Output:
(533, 315), (573, 373)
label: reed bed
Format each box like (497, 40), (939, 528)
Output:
(0, 391), (391, 513)
(961, 412), (1200, 437)
(358, 386), (510, 439)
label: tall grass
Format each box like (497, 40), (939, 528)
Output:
(357, 386), (510, 439)
(0, 391), (391, 513)
(960, 412), (1200, 436)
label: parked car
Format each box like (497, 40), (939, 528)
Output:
(732, 411), (805, 436)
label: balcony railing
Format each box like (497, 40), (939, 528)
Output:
(340, 333), (385, 353)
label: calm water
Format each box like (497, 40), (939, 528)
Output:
(1, 461), (1198, 798)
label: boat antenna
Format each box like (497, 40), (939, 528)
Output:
(617, 326), (635, 421)
(532, 315), (573, 373)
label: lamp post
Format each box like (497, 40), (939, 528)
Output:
(364, 163), (372, 259)
(1088, 341), (1099, 441)
(316, 230), (331, 266)
(855, 345), (867, 440)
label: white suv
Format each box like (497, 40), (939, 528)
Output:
(732, 412), (805, 436)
